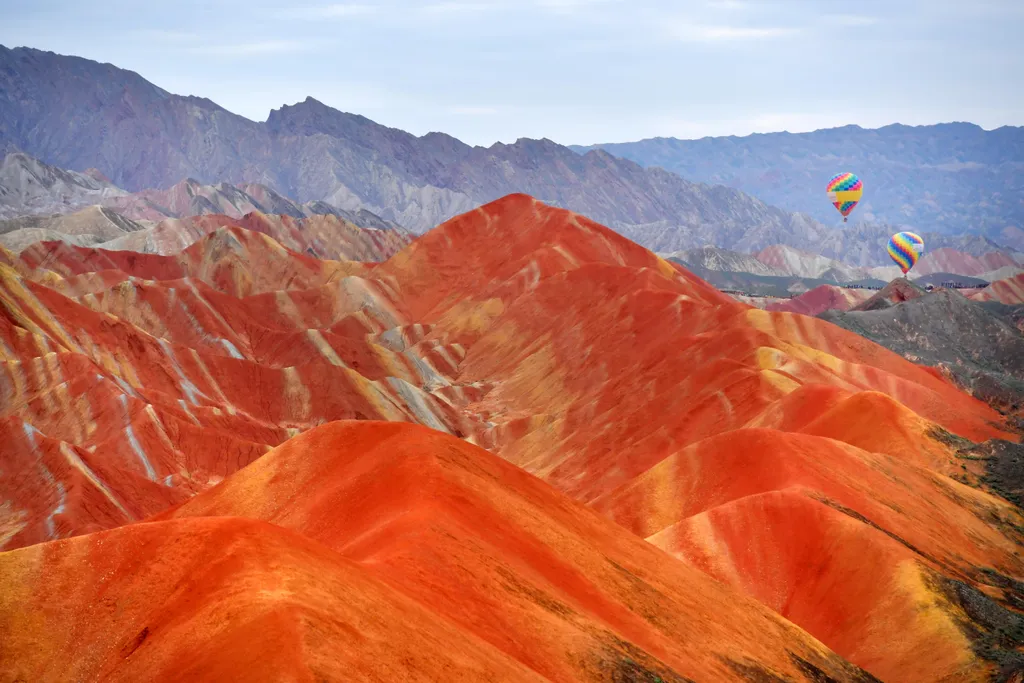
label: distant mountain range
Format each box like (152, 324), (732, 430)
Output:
(0, 45), (842, 253)
(5, 147), (1021, 293)
(0, 152), (403, 231)
(0, 152), (127, 219)
(668, 243), (1022, 289)
(0, 151), (410, 258)
(572, 124), (1024, 243)
(0, 206), (410, 260)
(3, 45), (1022, 266)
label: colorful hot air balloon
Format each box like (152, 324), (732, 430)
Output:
(826, 172), (863, 222)
(887, 231), (925, 276)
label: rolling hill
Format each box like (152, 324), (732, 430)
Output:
(0, 152), (407, 230)
(0, 152), (127, 219)
(1, 194), (1022, 681)
(1, 208), (410, 261)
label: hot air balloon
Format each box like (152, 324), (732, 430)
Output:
(887, 231), (924, 276)
(826, 172), (863, 222)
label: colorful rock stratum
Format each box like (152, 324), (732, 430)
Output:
(1, 194), (1023, 682)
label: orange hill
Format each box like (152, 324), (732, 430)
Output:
(766, 284), (872, 315)
(1, 194), (1022, 682)
(972, 272), (1024, 305)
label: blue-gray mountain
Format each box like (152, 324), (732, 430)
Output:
(3, 45), (1020, 261)
(0, 45), (825, 252)
(571, 124), (1024, 245)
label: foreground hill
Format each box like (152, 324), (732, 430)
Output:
(2, 421), (884, 682)
(573, 123), (1024, 239)
(1, 194), (1022, 681)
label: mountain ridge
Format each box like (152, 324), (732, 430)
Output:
(1, 45), (841, 252)
(571, 123), (1024, 239)
(1, 194), (1022, 681)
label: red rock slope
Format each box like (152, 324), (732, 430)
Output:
(1, 194), (1022, 682)
(1, 421), (882, 682)
(915, 246), (1019, 277)
(971, 272), (1024, 305)
(766, 284), (872, 315)
(100, 210), (410, 260)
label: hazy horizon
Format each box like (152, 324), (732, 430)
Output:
(2, 0), (1022, 146)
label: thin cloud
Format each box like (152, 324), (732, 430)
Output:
(825, 14), (879, 27)
(706, 0), (748, 10)
(421, 2), (501, 13)
(535, 0), (622, 12)
(670, 24), (799, 41)
(278, 4), (377, 19)
(420, 0), (616, 16)
(133, 30), (203, 42)
(187, 40), (312, 56)
(449, 106), (499, 115)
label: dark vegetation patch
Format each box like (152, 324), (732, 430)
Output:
(494, 565), (576, 618)
(946, 438), (1024, 511)
(927, 425), (976, 450)
(791, 654), (883, 683)
(977, 440), (1024, 510)
(585, 635), (695, 683)
(723, 653), (881, 683)
(974, 568), (1024, 613)
(809, 493), (937, 564)
(1005, 416), (1024, 436)
(606, 558), (672, 627)
(927, 427), (1024, 517)
(723, 658), (790, 683)
(928, 570), (1024, 682)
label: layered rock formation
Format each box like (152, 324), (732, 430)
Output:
(1, 194), (1022, 681)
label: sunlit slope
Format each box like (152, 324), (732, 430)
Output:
(156, 419), (877, 683)
(373, 194), (1023, 681)
(1, 194), (1021, 681)
(0, 226), (468, 549)
(0, 516), (549, 683)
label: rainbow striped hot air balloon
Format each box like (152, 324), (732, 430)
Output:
(887, 231), (925, 276)
(826, 172), (863, 222)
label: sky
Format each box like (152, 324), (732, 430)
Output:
(1, 0), (1022, 146)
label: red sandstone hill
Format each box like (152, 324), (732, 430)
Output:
(914, 246), (1020, 277)
(1, 194), (1023, 682)
(972, 272), (1024, 305)
(766, 284), (872, 315)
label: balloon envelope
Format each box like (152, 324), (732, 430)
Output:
(826, 172), (863, 218)
(887, 232), (925, 274)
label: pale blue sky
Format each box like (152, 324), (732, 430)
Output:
(1, 0), (1021, 145)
